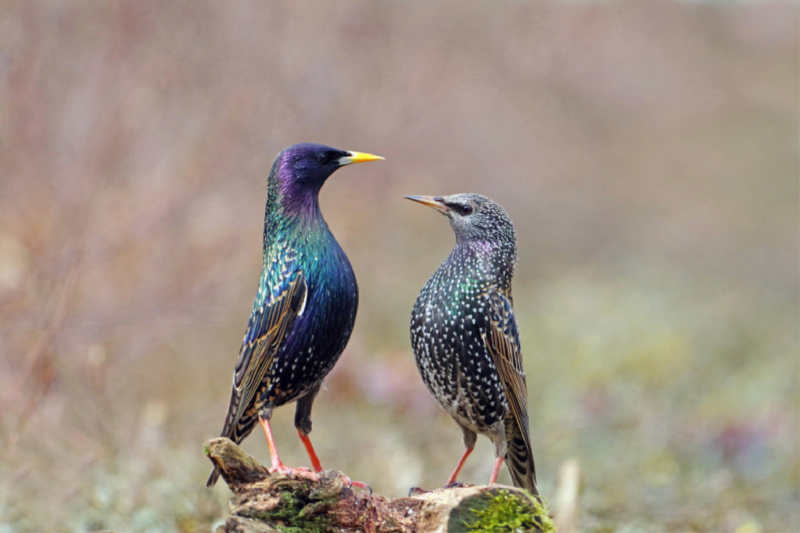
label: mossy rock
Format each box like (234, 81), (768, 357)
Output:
(233, 474), (347, 533)
(447, 488), (554, 533)
(206, 438), (554, 533)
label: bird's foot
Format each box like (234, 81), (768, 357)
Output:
(340, 474), (372, 494)
(268, 463), (320, 481)
(409, 481), (467, 495)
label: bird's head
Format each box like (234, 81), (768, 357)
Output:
(274, 143), (383, 206)
(404, 193), (515, 247)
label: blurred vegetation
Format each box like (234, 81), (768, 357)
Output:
(0, 1), (797, 531)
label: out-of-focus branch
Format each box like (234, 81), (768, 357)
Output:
(1, 258), (80, 431)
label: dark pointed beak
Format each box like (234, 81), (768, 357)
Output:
(404, 195), (449, 215)
(338, 151), (384, 166)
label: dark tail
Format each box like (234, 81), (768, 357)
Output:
(206, 409), (258, 488)
(206, 467), (221, 488)
(505, 423), (539, 495)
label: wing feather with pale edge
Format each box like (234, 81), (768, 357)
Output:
(222, 268), (307, 440)
(207, 266), (307, 488)
(483, 287), (538, 494)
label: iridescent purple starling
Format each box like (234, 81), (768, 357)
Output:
(406, 194), (539, 495)
(207, 143), (382, 488)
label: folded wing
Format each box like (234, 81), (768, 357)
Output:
(207, 266), (307, 487)
(483, 288), (538, 495)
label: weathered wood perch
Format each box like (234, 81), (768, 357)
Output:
(204, 438), (554, 533)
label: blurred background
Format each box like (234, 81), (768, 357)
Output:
(0, 1), (797, 531)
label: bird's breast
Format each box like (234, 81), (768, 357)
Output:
(258, 234), (358, 406)
(410, 274), (507, 430)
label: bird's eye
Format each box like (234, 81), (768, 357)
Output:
(316, 153), (329, 165)
(459, 204), (473, 216)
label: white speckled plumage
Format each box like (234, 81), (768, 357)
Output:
(408, 193), (538, 495)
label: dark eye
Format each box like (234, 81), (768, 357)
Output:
(316, 153), (329, 165)
(459, 204), (473, 216)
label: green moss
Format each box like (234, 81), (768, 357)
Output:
(202, 443), (210, 456)
(454, 489), (555, 533)
(238, 479), (337, 533)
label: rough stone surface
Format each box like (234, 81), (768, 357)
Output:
(205, 438), (553, 532)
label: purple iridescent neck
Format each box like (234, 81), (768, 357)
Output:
(453, 236), (517, 288)
(275, 155), (324, 218)
(263, 152), (326, 244)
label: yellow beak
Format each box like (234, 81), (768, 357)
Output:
(339, 151), (384, 166)
(404, 195), (449, 215)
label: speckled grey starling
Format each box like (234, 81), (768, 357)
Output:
(206, 143), (382, 488)
(406, 193), (538, 495)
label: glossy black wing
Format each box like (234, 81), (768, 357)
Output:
(227, 268), (307, 436)
(207, 266), (307, 488)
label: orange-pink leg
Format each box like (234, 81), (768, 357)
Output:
(298, 430), (324, 473)
(488, 456), (504, 485)
(259, 418), (319, 480)
(446, 447), (475, 486)
(297, 429), (371, 492)
(410, 446), (476, 495)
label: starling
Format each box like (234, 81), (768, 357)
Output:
(207, 143), (383, 488)
(406, 193), (539, 495)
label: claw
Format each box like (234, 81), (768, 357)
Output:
(352, 481), (372, 494)
(408, 486), (430, 497)
(341, 473), (371, 493)
(445, 481), (464, 489)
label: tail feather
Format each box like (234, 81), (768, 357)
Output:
(206, 467), (221, 488)
(205, 410), (258, 488)
(505, 424), (539, 495)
